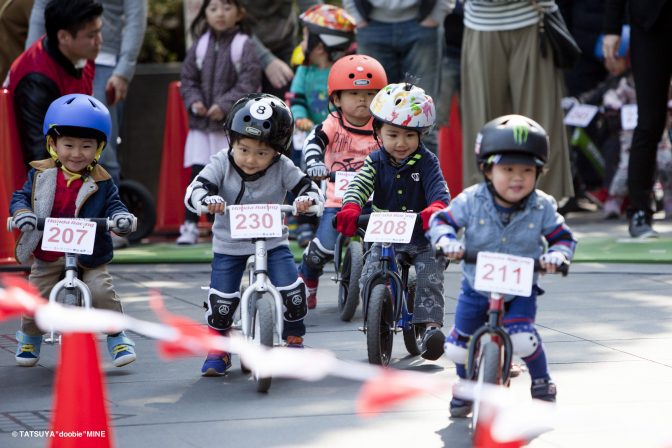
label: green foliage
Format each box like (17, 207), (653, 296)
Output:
(138, 0), (185, 63)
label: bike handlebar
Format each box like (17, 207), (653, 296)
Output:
(7, 216), (136, 234)
(198, 203), (323, 217)
(434, 248), (569, 276)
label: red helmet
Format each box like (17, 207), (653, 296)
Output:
(327, 54), (388, 97)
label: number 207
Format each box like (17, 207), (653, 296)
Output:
(47, 227), (88, 245)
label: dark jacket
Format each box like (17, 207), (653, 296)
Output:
(10, 159), (128, 268)
(180, 28), (261, 132)
(343, 144), (451, 244)
(604, 0), (671, 33)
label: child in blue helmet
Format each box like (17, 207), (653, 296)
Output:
(184, 93), (324, 376)
(428, 115), (577, 416)
(10, 93), (137, 368)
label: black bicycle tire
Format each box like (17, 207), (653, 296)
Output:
(338, 241), (363, 321)
(366, 283), (394, 366)
(255, 297), (274, 393)
(118, 179), (156, 242)
(472, 341), (500, 429)
(402, 270), (424, 356)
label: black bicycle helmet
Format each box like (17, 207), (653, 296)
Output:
(475, 114), (549, 168)
(226, 93), (294, 157)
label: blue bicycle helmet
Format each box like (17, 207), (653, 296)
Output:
(43, 94), (112, 144)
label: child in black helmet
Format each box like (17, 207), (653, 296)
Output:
(184, 93), (325, 376)
(428, 114), (577, 416)
(10, 93), (137, 368)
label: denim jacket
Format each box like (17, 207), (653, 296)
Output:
(428, 183), (576, 293)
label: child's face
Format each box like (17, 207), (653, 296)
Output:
(231, 137), (277, 175)
(51, 135), (98, 173)
(333, 89), (377, 126)
(205, 0), (242, 34)
(604, 56), (628, 77)
(377, 123), (420, 162)
(486, 163), (537, 206)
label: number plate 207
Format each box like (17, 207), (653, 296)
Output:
(363, 212), (415, 244)
(473, 252), (534, 297)
(41, 218), (96, 255)
(229, 204), (282, 239)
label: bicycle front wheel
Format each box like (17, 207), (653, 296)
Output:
(472, 341), (500, 429)
(253, 296), (274, 393)
(338, 240), (363, 322)
(366, 283), (394, 366)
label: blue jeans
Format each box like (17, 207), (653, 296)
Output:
(210, 246), (304, 338)
(298, 207), (339, 279)
(356, 19), (442, 153)
(93, 64), (121, 186)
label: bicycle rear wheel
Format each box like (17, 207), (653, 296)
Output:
(472, 341), (500, 429)
(338, 240), (363, 322)
(366, 283), (394, 366)
(402, 270), (424, 356)
(253, 296), (274, 393)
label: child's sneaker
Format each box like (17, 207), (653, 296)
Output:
(176, 221), (199, 245)
(449, 397), (473, 418)
(297, 223), (314, 248)
(15, 331), (42, 367)
(603, 196), (622, 220)
(420, 327), (445, 360)
(302, 276), (319, 309)
(531, 378), (557, 402)
(201, 351), (232, 376)
(285, 336), (304, 348)
(107, 332), (136, 367)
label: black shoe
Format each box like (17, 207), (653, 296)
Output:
(531, 378), (557, 402)
(628, 210), (658, 238)
(420, 327), (445, 360)
(449, 397), (473, 418)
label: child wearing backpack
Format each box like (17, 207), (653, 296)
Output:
(428, 115), (577, 416)
(10, 94), (137, 368)
(297, 54), (387, 309)
(184, 93), (325, 376)
(177, 0), (261, 245)
(336, 82), (451, 361)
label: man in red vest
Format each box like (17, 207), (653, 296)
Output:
(3, 0), (103, 167)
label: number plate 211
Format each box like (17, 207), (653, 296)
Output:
(473, 252), (534, 297)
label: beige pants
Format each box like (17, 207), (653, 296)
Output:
(461, 25), (574, 200)
(22, 258), (122, 336)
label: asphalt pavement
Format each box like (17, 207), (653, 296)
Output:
(1, 212), (672, 448)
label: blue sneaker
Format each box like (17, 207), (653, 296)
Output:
(15, 331), (42, 367)
(201, 351), (232, 376)
(107, 332), (137, 367)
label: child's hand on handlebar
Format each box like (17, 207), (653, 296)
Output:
(293, 196), (314, 214)
(14, 211), (37, 232)
(306, 161), (329, 180)
(203, 195), (226, 214)
(539, 251), (568, 274)
(437, 236), (464, 260)
(335, 203), (361, 237)
(112, 212), (136, 235)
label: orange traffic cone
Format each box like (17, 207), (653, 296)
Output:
(155, 81), (191, 233)
(438, 94), (463, 197)
(49, 333), (113, 448)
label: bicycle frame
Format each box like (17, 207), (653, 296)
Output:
(239, 239), (284, 342)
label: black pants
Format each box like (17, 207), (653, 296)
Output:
(628, 1), (672, 213)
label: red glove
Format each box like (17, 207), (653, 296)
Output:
(420, 200), (447, 231)
(336, 203), (362, 237)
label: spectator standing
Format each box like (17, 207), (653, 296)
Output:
(3, 0), (102, 168)
(343, 0), (452, 154)
(26, 0), (148, 187)
(604, 0), (672, 237)
(435, 0), (463, 128)
(460, 0), (574, 201)
(0, 0), (34, 82)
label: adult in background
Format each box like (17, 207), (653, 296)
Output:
(435, 0), (463, 129)
(460, 0), (574, 201)
(3, 0), (102, 168)
(26, 0), (148, 186)
(0, 0), (34, 82)
(343, 0), (451, 154)
(604, 0), (672, 238)
(241, 0), (320, 98)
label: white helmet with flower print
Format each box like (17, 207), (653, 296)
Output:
(369, 82), (436, 135)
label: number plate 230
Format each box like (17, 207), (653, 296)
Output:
(229, 204), (282, 239)
(474, 252), (534, 297)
